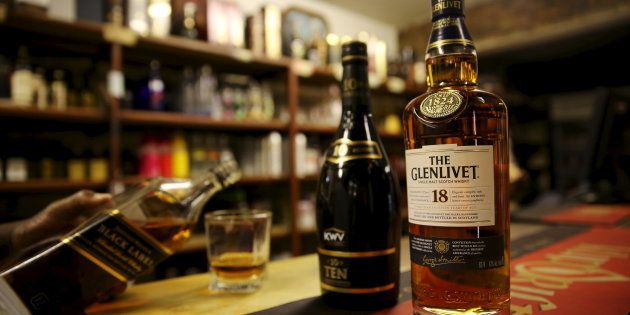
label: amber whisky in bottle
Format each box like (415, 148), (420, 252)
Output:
(402, 1), (510, 314)
(317, 41), (401, 310)
(0, 160), (240, 314)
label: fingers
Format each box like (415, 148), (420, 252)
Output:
(45, 190), (114, 220)
(11, 190), (114, 252)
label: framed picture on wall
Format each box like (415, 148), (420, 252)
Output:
(281, 8), (329, 65)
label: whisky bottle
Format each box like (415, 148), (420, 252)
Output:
(10, 46), (33, 107)
(316, 41), (401, 310)
(140, 60), (165, 111)
(402, 1), (510, 314)
(50, 70), (68, 110)
(0, 159), (240, 314)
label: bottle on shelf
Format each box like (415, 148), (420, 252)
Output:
(50, 69), (68, 110)
(78, 73), (97, 108)
(148, 0), (172, 37)
(181, 1), (199, 39)
(1, 159), (241, 314)
(298, 193), (317, 232)
(196, 65), (218, 116)
(247, 82), (264, 120)
(67, 145), (87, 181)
(32, 68), (48, 109)
(233, 87), (247, 120)
(316, 41), (401, 310)
(261, 82), (276, 121)
(218, 135), (234, 162)
(180, 67), (196, 114)
(89, 145), (109, 182)
(220, 85), (234, 120)
(139, 135), (161, 178)
(295, 133), (307, 178)
(140, 60), (166, 111)
(304, 137), (322, 176)
(11, 46), (33, 107)
(402, 1), (510, 314)
(67, 157), (87, 181)
(158, 135), (173, 178)
(171, 131), (190, 178)
(127, 0), (149, 36)
(41, 156), (54, 180)
(5, 157), (28, 182)
(190, 133), (207, 177)
(205, 134), (221, 167)
(266, 131), (283, 177)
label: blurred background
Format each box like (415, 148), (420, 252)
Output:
(0, 0), (628, 280)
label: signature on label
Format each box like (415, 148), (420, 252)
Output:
(422, 254), (466, 267)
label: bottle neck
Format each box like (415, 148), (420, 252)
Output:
(425, 16), (478, 88)
(340, 61), (371, 116)
(181, 159), (241, 222)
(183, 173), (223, 221)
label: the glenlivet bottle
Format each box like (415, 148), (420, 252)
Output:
(0, 159), (240, 314)
(402, 1), (510, 314)
(316, 41), (401, 310)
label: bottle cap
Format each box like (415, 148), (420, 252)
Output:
(341, 41), (367, 64)
(431, 0), (464, 21)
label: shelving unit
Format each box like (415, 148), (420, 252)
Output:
(119, 175), (289, 186)
(119, 110), (289, 131)
(1, 11), (103, 42)
(0, 179), (108, 193)
(0, 102), (107, 123)
(296, 123), (403, 139)
(0, 11), (419, 256)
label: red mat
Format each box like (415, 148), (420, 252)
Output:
(542, 205), (630, 226)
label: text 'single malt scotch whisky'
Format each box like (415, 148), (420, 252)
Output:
(316, 41), (401, 310)
(0, 160), (240, 314)
(402, 1), (510, 314)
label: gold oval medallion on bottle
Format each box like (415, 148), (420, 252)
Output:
(419, 90), (463, 118)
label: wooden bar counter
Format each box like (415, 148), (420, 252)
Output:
(87, 217), (630, 315)
(88, 238), (412, 315)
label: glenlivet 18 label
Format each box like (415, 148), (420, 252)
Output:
(405, 144), (495, 227)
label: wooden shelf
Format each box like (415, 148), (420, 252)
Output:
(299, 228), (317, 235)
(119, 110), (289, 131)
(300, 65), (424, 96)
(239, 175), (290, 185)
(119, 175), (289, 186)
(296, 124), (336, 134)
(297, 124), (403, 139)
(177, 225), (290, 254)
(132, 35), (289, 72)
(0, 11), (104, 43)
(0, 102), (107, 123)
(298, 175), (319, 181)
(0, 179), (108, 193)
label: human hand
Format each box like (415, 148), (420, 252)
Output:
(11, 190), (113, 252)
